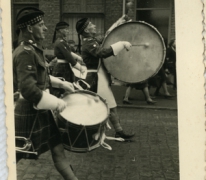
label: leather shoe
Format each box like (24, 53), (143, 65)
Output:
(146, 100), (157, 105)
(115, 130), (135, 139)
(123, 100), (133, 105)
(123, 96), (134, 100)
(164, 94), (174, 98)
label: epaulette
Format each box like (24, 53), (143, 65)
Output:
(24, 46), (32, 51)
(22, 40), (35, 51)
(23, 44), (35, 51)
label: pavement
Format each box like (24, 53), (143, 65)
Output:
(16, 106), (179, 180)
(111, 85), (177, 110)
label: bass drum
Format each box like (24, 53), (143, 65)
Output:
(102, 21), (166, 83)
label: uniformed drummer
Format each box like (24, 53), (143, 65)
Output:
(52, 21), (86, 83)
(75, 17), (135, 139)
(13, 7), (78, 180)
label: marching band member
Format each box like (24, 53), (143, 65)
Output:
(75, 17), (135, 139)
(51, 21), (86, 96)
(13, 7), (78, 180)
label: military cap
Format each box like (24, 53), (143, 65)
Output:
(16, 7), (44, 29)
(75, 18), (89, 53)
(55, 21), (69, 30)
(76, 18), (89, 35)
(52, 21), (69, 43)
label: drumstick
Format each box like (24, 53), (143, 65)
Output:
(132, 43), (149, 47)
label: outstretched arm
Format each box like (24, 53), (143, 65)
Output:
(105, 14), (131, 36)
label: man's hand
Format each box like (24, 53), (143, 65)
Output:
(106, 14), (132, 36)
(48, 57), (58, 67)
(116, 14), (131, 26)
(56, 99), (67, 112)
(80, 65), (87, 74)
(71, 52), (83, 63)
(122, 41), (132, 51)
(61, 81), (75, 92)
(77, 56), (83, 62)
(111, 41), (132, 55)
(116, 15), (126, 26)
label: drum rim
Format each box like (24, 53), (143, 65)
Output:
(102, 20), (166, 84)
(59, 90), (110, 126)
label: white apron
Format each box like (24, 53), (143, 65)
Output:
(97, 61), (117, 108)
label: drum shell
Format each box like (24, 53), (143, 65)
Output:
(58, 115), (107, 152)
(57, 90), (109, 152)
(102, 21), (166, 83)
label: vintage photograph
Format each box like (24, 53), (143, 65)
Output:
(5, 0), (184, 179)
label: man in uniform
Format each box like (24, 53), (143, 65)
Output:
(75, 17), (135, 139)
(13, 7), (78, 180)
(51, 21), (86, 96)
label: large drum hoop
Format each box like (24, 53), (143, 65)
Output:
(57, 90), (109, 152)
(102, 21), (166, 83)
(60, 90), (109, 126)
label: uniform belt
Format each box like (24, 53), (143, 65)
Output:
(87, 69), (98, 73)
(57, 59), (67, 63)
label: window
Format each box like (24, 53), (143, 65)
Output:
(135, 0), (172, 45)
(61, 0), (105, 46)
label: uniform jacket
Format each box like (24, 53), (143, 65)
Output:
(54, 38), (77, 66)
(81, 36), (114, 91)
(13, 39), (50, 105)
(81, 36), (113, 70)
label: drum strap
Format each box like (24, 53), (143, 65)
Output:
(93, 122), (124, 150)
(100, 133), (125, 150)
(57, 59), (67, 63)
(87, 69), (98, 73)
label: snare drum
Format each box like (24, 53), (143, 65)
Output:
(57, 90), (109, 152)
(102, 21), (166, 83)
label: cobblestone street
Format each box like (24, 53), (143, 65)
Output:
(17, 108), (179, 180)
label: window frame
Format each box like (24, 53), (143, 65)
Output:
(134, 0), (173, 46)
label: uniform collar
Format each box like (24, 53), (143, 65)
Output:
(19, 33), (44, 49)
(22, 39), (44, 52)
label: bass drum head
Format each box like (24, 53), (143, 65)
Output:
(102, 21), (166, 83)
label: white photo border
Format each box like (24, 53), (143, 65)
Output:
(1, 0), (205, 179)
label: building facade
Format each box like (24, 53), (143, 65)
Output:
(11, 0), (175, 49)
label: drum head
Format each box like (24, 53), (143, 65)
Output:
(102, 21), (166, 83)
(59, 91), (108, 126)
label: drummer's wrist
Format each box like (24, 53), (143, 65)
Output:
(59, 81), (66, 89)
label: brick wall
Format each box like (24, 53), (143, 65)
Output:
(11, 0), (175, 48)
(39, 0), (60, 48)
(105, 0), (123, 32)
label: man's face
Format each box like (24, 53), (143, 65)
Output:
(85, 22), (96, 35)
(30, 20), (48, 40)
(59, 27), (70, 38)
